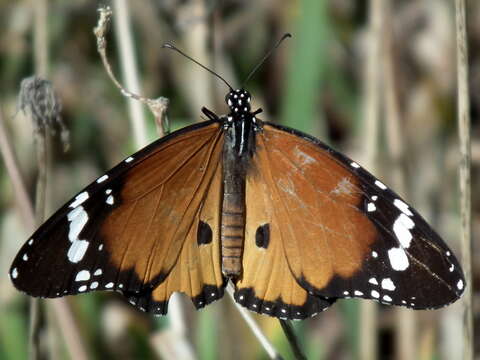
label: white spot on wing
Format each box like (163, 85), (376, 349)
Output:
(393, 199), (413, 216)
(28, 238), (34, 245)
(371, 251), (378, 258)
(94, 269), (102, 276)
(69, 192), (89, 208)
(125, 156), (134, 163)
(388, 247), (409, 271)
(383, 295), (393, 302)
(106, 195), (114, 205)
(393, 213), (414, 248)
(22, 254), (28, 261)
(90, 282), (99, 289)
(67, 206), (90, 263)
(375, 180), (387, 190)
(67, 207), (88, 241)
(105, 282), (114, 289)
(354, 290), (363, 296)
(68, 240), (89, 263)
(371, 195), (378, 201)
(98, 244), (103, 251)
(449, 264), (455, 272)
(381, 278), (396, 291)
(75, 270), (91, 282)
(350, 162), (360, 168)
(457, 279), (464, 290)
(343, 291), (349, 295)
(105, 189), (112, 195)
(11, 268), (18, 279)
(78, 285), (87, 292)
(368, 277), (378, 285)
(371, 290), (380, 298)
(367, 202), (376, 212)
(96, 175), (109, 183)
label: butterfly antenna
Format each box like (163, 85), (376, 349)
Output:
(162, 43), (234, 91)
(242, 33), (292, 87)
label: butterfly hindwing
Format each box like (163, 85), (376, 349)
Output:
(123, 157), (226, 314)
(10, 120), (226, 314)
(234, 163), (334, 320)
(249, 122), (464, 310)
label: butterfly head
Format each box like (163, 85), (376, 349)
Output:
(226, 89), (251, 115)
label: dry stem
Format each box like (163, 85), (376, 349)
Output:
(454, 1), (473, 359)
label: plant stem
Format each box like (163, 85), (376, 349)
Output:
(454, 1), (473, 359)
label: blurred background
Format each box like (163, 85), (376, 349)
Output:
(0, 0), (478, 359)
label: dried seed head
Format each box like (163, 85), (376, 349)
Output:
(18, 76), (69, 151)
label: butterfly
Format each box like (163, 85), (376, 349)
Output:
(10, 43), (465, 321)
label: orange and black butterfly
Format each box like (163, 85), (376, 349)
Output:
(10, 40), (465, 321)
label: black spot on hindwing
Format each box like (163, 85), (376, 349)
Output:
(255, 224), (270, 249)
(197, 221), (213, 245)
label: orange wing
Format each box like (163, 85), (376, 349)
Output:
(234, 166), (334, 319)
(236, 122), (464, 313)
(10, 121), (226, 314)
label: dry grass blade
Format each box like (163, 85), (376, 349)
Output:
(0, 109), (34, 230)
(359, 0), (383, 359)
(454, 1), (473, 359)
(380, 2), (416, 359)
(226, 283), (282, 359)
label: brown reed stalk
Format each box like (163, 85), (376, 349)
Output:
(30, 1), (49, 357)
(454, 1), (473, 359)
(111, 0), (149, 148)
(359, 0), (383, 359)
(380, 2), (417, 359)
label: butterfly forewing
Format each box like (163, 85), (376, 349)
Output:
(250, 122), (464, 309)
(10, 120), (226, 313)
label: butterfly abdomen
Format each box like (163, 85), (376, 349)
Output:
(220, 197), (245, 277)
